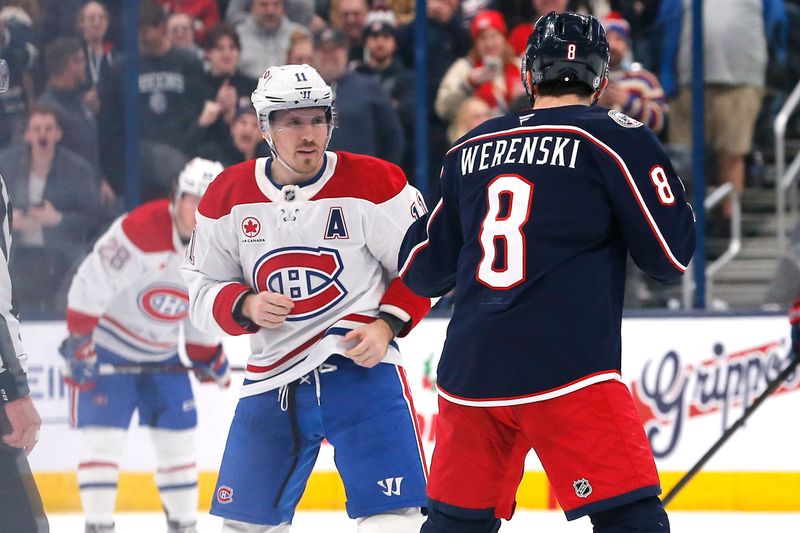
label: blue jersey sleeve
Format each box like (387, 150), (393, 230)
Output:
(398, 162), (463, 297)
(591, 124), (695, 283)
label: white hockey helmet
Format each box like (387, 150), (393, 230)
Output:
(176, 157), (224, 199)
(251, 64), (336, 135)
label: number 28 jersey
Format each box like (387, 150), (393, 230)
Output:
(399, 105), (696, 406)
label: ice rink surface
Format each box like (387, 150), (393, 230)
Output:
(48, 510), (800, 532)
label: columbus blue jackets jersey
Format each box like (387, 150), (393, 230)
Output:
(182, 152), (431, 398)
(399, 105), (696, 406)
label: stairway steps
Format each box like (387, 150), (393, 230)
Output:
(712, 258), (778, 283)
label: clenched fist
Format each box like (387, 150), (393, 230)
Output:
(343, 319), (394, 368)
(242, 292), (295, 329)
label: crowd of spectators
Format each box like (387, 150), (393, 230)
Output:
(0, 0), (797, 314)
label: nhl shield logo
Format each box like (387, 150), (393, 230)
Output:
(573, 478), (592, 499)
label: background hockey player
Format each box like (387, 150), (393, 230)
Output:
(0, 56), (49, 532)
(399, 12), (696, 532)
(60, 158), (230, 533)
(181, 64), (430, 532)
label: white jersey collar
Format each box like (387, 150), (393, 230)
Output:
(253, 152), (339, 204)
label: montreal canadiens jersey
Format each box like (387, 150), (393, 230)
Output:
(67, 200), (219, 362)
(399, 105), (696, 406)
(182, 151), (431, 397)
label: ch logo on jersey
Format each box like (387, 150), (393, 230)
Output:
(242, 217), (261, 238)
(217, 485), (233, 504)
(252, 247), (347, 321)
(138, 285), (189, 322)
(324, 207), (348, 239)
(573, 478), (592, 499)
(377, 477), (403, 496)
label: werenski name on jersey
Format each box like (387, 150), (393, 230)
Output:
(460, 135), (582, 175)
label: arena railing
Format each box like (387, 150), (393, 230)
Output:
(682, 183), (741, 308)
(775, 78), (800, 252)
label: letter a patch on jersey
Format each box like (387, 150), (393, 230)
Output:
(324, 207), (349, 240)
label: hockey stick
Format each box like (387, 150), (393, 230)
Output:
(97, 363), (247, 375)
(662, 353), (800, 506)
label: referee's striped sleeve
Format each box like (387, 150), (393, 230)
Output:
(0, 173), (30, 402)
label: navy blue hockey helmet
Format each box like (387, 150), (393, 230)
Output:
(521, 11), (610, 100)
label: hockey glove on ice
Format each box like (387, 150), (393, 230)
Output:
(193, 345), (231, 388)
(789, 299), (800, 360)
(59, 335), (97, 391)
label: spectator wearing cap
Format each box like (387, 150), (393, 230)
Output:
(597, 13), (668, 135)
(159, 0), (220, 44)
(435, 10), (523, 124)
(196, 104), (269, 166)
(333, 0), (368, 64)
(355, 18), (416, 179)
(188, 22), (259, 157)
(235, 0), (310, 79)
(313, 27), (405, 166)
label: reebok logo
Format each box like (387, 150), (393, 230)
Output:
(377, 477), (403, 496)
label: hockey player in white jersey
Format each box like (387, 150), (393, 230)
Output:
(60, 158), (230, 533)
(181, 64), (431, 532)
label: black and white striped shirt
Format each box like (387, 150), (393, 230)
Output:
(0, 173), (29, 402)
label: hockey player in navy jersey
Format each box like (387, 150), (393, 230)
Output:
(400, 12), (696, 532)
(181, 64), (430, 532)
(60, 158), (230, 533)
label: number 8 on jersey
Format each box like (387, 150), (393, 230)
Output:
(477, 175), (534, 289)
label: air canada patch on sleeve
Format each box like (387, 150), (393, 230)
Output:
(608, 109), (643, 128)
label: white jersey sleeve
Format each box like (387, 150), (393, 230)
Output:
(366, 183), (427, 278)
(182, 210), (254, 338)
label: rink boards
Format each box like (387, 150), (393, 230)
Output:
(22, 314), (800, 513)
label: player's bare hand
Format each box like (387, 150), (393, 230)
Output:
(242, 292), (294, 329)
(343, 319), (393, 368)
(2, 396), (42, 455)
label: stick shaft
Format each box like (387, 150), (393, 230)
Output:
(97, 363), (247, 375)
(663, 355), (800, 506)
